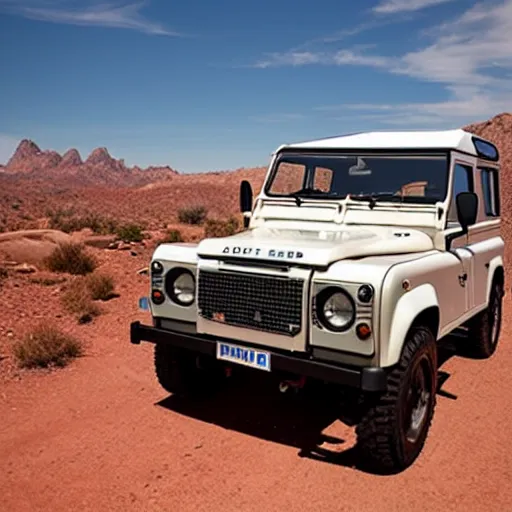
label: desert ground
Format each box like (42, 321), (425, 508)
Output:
(1, 243), (512, 512)
(1, 113), (512, 511)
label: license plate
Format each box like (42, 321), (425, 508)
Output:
(216, 342), (271, 372)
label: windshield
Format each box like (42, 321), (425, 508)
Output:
(266, 152), (448, 204)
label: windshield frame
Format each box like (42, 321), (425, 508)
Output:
(264, 148), (452, 205)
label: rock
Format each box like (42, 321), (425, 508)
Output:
(13, 263), (37, 274)
(82, 235), (117, 249)
(130, 250), (138, 257)
(118, 243), (130, 251)
(107, 242), (120, 250)
(137, 267), (149, 275)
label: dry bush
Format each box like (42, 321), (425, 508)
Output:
(47, 208), (118, 235)
(61, 280), (101, 323)
(204, 216), (241, 238)
(178, 205), (207, 225)
(161, 229), (183, 243)
(84, 273), (116, 301)
(13, 323), (83, 369)
(44, 243), (97, 275)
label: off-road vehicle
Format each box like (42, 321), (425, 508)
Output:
(131, 129), (504, 472)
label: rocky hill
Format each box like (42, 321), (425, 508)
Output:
(0, 139), (178, 187)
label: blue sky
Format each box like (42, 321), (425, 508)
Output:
(0, 0), (510, 173)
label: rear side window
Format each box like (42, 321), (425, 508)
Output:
(448, 163), (473, 222)
(479, 168), (500, 217)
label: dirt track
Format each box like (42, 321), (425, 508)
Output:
(1, 256), (512, 512)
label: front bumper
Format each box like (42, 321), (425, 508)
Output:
(130, 321), (387, 392)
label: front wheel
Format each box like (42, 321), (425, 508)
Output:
(154, 344), (224, 397)
(356, 326), (437, 474)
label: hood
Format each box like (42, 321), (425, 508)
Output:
(197, 225), (435, 267)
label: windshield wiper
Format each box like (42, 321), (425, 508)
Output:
(349, 193), (403, 209)
(290, 188), (340, 206)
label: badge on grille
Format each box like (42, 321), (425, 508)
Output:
(253, 311), (262, 322)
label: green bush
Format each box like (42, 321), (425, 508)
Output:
(115, 223), (144, 243)
(178, 206), (207, 225)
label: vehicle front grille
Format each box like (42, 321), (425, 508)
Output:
(197, 270), (303, 336)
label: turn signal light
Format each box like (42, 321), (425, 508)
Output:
(356, 323), (372, 340)
(151, 289), (165, 305)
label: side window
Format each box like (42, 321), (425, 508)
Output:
(448, 163), (473, 223)
(479, 168), (500, 217)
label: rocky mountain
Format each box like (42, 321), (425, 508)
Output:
(1, 139), (179, 186)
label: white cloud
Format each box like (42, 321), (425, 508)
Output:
(0, 1), (180, 36)
(253, 0), (512, 126)
(0, 134), (21, 165)
(373, 0), (457, 14)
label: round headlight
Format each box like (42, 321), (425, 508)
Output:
(165, 268), (195, 306)
(357, 284), (374, 303)
(316, 287), (355, 332)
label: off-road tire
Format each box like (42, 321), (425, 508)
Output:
(356, 326), (437, 474)
(154, 344), (222, 397)
(466, 280), (503, 359)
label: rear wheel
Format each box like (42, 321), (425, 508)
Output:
(466, 280), (503, 359)
(356, 326), (437, 473)
(154, 344), (223, 396)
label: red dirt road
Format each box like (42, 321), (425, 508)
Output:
(1, 257), (512, 512)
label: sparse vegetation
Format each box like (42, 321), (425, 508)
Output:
(204, 216), (240, 238)
(84, 273), (116, 301)
(115, 223), (144, 243)
(13, 323), (83, 369)
(47, 208), (118, 235)
(44, 242), (97, 275)
(61, 280), (101, 324)
(178, 205), (207, 225)
(161, 229), (183, 243)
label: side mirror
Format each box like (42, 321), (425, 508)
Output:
(456, 191), (478, 233)
(240, 180), (253, 228)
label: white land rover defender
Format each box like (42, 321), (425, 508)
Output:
(131, 129), (504, 472)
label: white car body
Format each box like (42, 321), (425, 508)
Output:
(147, 128), (503, 370)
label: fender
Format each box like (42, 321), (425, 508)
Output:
(485, 255), (504, 301)
(383, 283), (439, 368)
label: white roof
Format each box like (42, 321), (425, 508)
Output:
(280, 129), (491, 157)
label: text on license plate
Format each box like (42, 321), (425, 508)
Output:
(216, 342), (271, 372)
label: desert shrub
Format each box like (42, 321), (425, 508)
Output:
(115, 223), (144, 243)
(44, 242), (97, 275)
(61, 280), (101, 323)
(84, 273), (115, 300)
(178, 205), (207, 225)
(13, 324), (83, 369)
(47, 208), (118, 235)
(161, 229), (183, 243)
(204, 216), (240, 238)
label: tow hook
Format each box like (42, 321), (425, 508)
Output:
(279, 376), (306, 393)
